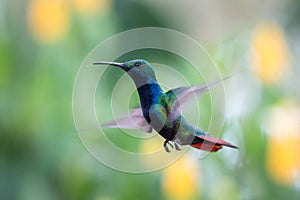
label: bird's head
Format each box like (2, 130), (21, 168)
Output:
(93, 59), (157, 85)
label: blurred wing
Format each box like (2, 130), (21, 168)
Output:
(102, 108), (152, 133)
(166, 74), (236, 121)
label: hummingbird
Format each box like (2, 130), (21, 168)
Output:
(94, 59), (238, 152)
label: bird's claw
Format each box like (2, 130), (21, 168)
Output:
(163, 142), (170, 153)
(174, 142), (181, 151)
(163, 140), (182, 152)
(163, 140), (174, 153)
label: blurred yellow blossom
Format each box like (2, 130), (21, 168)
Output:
(266, 100), (300, 185)
(73, 0), (111, 16)
(250, 22), (290, 84)
(161, 154), (200, 200)
(27, 0), (70, 44)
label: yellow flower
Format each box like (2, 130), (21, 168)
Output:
(250, 22), (290, 84)
(161, 154), (200, 200)
(73, 0), (111, 16)
(266, 100), (300, 185)
(27, 0), (70, 44)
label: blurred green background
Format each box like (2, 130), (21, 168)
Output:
(1, 0), (300, 200)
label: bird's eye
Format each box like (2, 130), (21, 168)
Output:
(134, 62), (142, 67)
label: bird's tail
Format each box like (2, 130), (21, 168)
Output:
(191, 134), (238, 152)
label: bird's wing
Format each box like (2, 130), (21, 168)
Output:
(102, 108), (153, 133)
(166, 74), (236, 121)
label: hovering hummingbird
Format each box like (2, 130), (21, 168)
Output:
(94, 59), (238, 152)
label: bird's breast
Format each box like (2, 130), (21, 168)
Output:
(137, 83), (163, 122)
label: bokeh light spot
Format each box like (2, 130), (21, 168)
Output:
(27, 0), (70, 44)
(161, 154), (200, 200)
(266, 100), (300, 185)
(250, 22), (290, 84)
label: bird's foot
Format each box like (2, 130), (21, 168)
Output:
(163, 140), (173, 153)
(174, 142), (181, 151)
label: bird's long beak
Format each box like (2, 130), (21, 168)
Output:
(93, 61), (129, 71)
(93, 61), (131, 72)
(93, 61), (124, 67)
